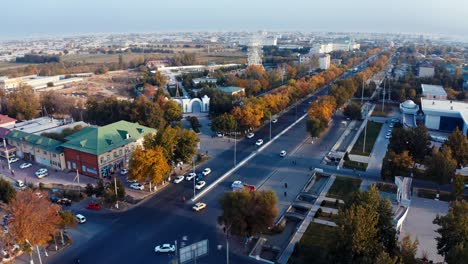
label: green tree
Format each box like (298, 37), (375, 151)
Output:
(426, 147), (457, 184)
(0, 178), (16, 204)
(163, 100), (182, 123)
(153, 70), (167, 87)
(343, 102), (362, 120)
(444, 127), (468, 166)
(218, 190), (278, 238)
(211, 113), (236, 134)
(104, 179), (126, 203)
(399, 235), (419, 264)
(306, 118), (322, 137)
(174, 129), (200, 163)
(58, 210), (78, 229)
(381, 150), (413, 180)
(452, 174), (465, 201)
(433, 200), (468, 264)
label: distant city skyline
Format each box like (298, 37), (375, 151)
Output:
(2, 0), (468, 40)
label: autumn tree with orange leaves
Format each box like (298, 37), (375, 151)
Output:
(6, 190), (61, 250)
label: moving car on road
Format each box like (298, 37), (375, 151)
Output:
(271, 119), (278, 123)
(130, 183), (144, 190)
(126, 177), (137, 183)
(86, 202), (102, 210)
(192, 202), (207, 212)
(246, 133), (254, 138)
(155, 244), (175, 253)
(256, 139), (263, 146)
(120, 169), (129, 175)
(202, 168), (211, 176)
(173, 175), (185, 183)
(19, 163), (32, 169)
(186, 172), (196, 181)
(35, 168), (48, 176)
(231, 181), (243, 189)
(195, 181), (206, 190)
(280, 150), (287, 157)
(57, 198), (72, 206)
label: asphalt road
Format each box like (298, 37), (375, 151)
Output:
(49, 55), (382, 264)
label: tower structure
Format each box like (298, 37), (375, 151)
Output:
(247, 32), (265, 66)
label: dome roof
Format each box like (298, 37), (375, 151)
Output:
(401, 100), (417, 109)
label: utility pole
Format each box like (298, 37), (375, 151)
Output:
(114, 176), (118, 209)
(234, 123), (237, 166)
(36, 245), (42, 264)
(363, 106), (368, 153)
(269, 113), (272, 142)
(193, 158), (196, 199)
(3, 137), (11, 171)
(382, 77), (386, 112)
(361, 77), (365, 105)
(175, 240), (179, 264)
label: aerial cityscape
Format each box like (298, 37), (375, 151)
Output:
(0, 1), (467, 264)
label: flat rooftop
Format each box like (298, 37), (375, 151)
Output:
(421, 99), (468, 125)
(421, 84), (447, 97)
(217, 86), (244, 94)
(13, 117), (67, 134)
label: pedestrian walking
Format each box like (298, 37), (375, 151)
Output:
(284, 191), (287, 197)
(284, 182), (288, 188)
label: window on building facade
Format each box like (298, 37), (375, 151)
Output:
(119, 149), (123, 156)
(100, 157), (104, 164)
(107, 154), (110, 161)
(43, 151), (47, 155)
(53, 154), (57, 158)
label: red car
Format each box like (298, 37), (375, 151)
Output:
(86, 203), (102, 210)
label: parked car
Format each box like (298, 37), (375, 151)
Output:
(231, 181), (243, 189)
(15, 180), (25, 188)
(202, 168), (211, 176)
(256, 139), (264, 146)
(186, 172), (196, 181)
(130, 183), (144, 190)
(246, 133), (254, 139)
(195, 174), (204, 182)
(19, 163), (32, 169)
(195, 181), (206, 190)
(35, 168), (48, 176)
(271, 119), (278, 123)
(86, 202), (102, 210)
(36, 172), (48, 179)
(57, 198), (72, 206)
(192, 202), (207, 212)
(173, 175), (185, 184)
(154, 244), (175, 253)
(216, 132), (223, 137)
(126, 177), (137, 183)
(8, 157), (19, 163)
(280, 150), (287, 157)
(76, 214), (86, 224)
(120, 169), (129, 175)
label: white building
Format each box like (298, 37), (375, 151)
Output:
(421, 99), (468, 135)
(421, 84), (447, 100)
(310, 42), (360, 54)
(318, 54), (331, 70)
(418, 64), (435, 78)
(192, 77), (217, 86)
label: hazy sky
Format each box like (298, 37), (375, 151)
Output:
(2, 0), (468, 39)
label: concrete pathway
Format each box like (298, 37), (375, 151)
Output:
(312, 218), (337, 227)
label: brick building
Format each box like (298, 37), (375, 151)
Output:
(61, 121), (156, 178)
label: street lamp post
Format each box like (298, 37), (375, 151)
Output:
(269, 113), (272, 142)
(192, 157), (196, 199)
(363, 105), (368, 153)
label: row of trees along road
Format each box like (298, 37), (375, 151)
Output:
(128, 126), (199, 185)
(0, 189), (77, 262)
(382, 126), (468, 186)
(306, 52), (391, 137)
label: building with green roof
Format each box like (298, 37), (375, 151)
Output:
(61, 121), (156, 178)
(7, 130), (65, 169)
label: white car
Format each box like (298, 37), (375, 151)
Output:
(19, 163), (32, 169)
(155, 244), (175, 253)
(216, 132), (223, 137)
(271, 119), (278, 123)
(192, 202), (207, 211)
(130, 183), (144, 190)
(120, 169), (129, 175)
(231, 181), (243, 189)
(8, 157), (19, 163)
(35, 168), (48, 176)
(246, 133), (254, 139)
(173, 175), (185, 184)
(76, 214), (86, 224)
(256, 139), (264, 146)
(186, 172), (196, 181)
(195, 181), (206, 190)
(280, 150), (287, 157)
(202, 168), (211, 176)
(36, 172), (48, 179)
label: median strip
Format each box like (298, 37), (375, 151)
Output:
(192, 113), (309, 202)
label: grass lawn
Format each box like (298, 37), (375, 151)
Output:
(289, 223), (335, 264)
(350, 121), (383, 156)
(327, 176), (362, 201)
(343, 160), (368, 171)
(371, 109), (390, 117)
(315, 211), (338, 222)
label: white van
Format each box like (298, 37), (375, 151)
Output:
(314, 168), (324, 173)
(76, 214), (86, 224)
(15, 180), (25, 188)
